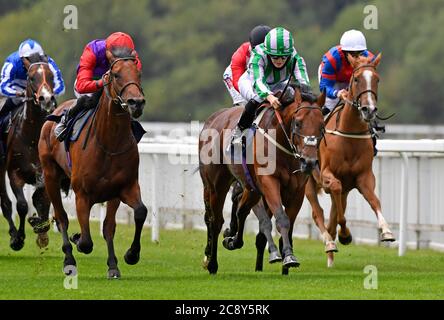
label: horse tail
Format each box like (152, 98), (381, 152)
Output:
(60, 176), (71, 197)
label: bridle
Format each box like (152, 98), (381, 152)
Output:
(26, 62), (53, 107)
(103, 57), (144, 112)
(343, 64), (378, 114)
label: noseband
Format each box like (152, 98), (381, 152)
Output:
(345, 64), (378, 112)
(290, 105), (324, 153)
(103, 57), (144, 111)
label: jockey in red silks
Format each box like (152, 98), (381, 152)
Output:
(54, 32), (142, 141)
(223, 25), (271, 106)
(318, 29), (374, 116)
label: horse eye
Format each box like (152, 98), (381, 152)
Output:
(354, 78), (358, 83)
(113, 73), (119, 79)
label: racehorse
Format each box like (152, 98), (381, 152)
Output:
(305, 53), (395, 267)
(0, 54), (57, 251)
(38, 48), (147, 278)
(199, 86), (325, 275)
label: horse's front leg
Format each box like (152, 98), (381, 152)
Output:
(357, 171), (395, 242)
(103, 198), (121, 279)
(29, 184), (51, 248)
(120, 181), (147, 265)
(259, 176), (298, 269)
(72, 194), (94, 254)
(305, 176), (337, 253)
(0, 166), (16, 250)
(8, 172), (28, 251)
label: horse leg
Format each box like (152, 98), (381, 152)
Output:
(120, 182), (147, 265)
(103, 198), (121, 279)
(29, 185), (51, 248)
(43, 163), (76, 270)
(222, 188), (260, 251)
(223, 181), (242, 238)
(357, 172), (395, 242)
(254, 200), (281, 268)
(207, 181), (230, 274)
(71, 194), (93, 254)
(337, 192), (353, 245)
(305, 176), (337, 253)
(8, 174), (28, 251)
(259, 176), (298, 269)
(0, 166), (17, 250)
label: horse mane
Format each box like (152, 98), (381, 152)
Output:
(27, 53), (48, 64)
(111, 46), (134, 59)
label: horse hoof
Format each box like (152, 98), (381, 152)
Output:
(202, 256), (209, 270)
(282, 266), (289, 275)
(268, 251), (282, 264)
(10, 237), (25, 251)
(381, 232), (395, 242)
(36, 233), (49, 249)
(124, 249), (140, 265)
(327, 252), (334, 268)
(283, 255), (300, 268)
(69, 233), (81, 245)
(28, 217), (50, 234)
(223, 228), (234, 238)
(207, 261), (218, 275)
(338, 233), (353, 245)
(325, 241), (338, 253)
(107, 268), (121, 279)
(222, 237), (237, 250)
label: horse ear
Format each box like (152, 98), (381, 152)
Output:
(372, 52), (382, 67)
(106, 49), (115, 64)
(22, 57), (31, 70)
(317, 90), (326, 108)
(294, 87), (302, 105)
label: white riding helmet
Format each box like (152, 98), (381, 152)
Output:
(340, 30), (367, 51)
(18, 39), (44, 58)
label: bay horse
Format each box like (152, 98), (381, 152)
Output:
(199, 86), (325, 275)
(38, 49), (147, 279)
(0, 54), (57, 251)
(305, 53), (395, 267)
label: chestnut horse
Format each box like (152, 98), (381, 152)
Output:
(0, 54), (57, 251)
(38, 51), (146, 278)
(199, 86), (325, 275)
(305, 53), (395, 267)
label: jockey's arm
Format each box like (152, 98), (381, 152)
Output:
(251, 55), (272, 100)
(319, 58), (340, 99)
(0, 62), (18, 97)
(75, 46), (103, 94)
(230, 43), (249, 92)
(48, 57), (65, 96)
(292, 54), (310, 88)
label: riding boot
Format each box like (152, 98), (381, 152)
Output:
(54, 95), (89, 142)
(231, 98), (261, 146)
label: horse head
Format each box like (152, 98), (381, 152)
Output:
(104, 47), (145, 119)
(23, 54), (56, 113)
(347, 53), (382, 122)
(282, 87), (325, 174)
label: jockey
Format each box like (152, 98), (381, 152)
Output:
(231, 27), (311, 145)
(223, 25), (271, 106)
(0, 39), (65, 119)
(318, 29), (374, 116)
(54, 32), (142, 141)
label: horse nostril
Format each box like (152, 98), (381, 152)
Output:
(361, 106), (368, 113)
(38, 96), (45, 102)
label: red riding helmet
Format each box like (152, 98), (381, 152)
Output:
(106, 32), (135, 50)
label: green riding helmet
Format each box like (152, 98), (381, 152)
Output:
(263, 27), (294, 56)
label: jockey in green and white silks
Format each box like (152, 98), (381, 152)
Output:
(231, 27), (311, 146)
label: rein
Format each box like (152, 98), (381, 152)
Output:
(26, 62), (52, 106)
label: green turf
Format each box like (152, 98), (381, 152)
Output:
(0, 219), (443, 300)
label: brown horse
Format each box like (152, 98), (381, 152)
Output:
(199, 86), (325, 274)
(0, 54), (57, 251)
(305, 53), (395, 267)
(38, 50), (146, 278)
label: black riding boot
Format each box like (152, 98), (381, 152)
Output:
(231, 99), (261, 145)
(372, 136), (378, 157)
(54, 90), (103, 142)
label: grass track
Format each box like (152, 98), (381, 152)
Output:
(0, 220), (443, 300)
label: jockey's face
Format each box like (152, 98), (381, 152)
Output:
(269, 55), (289, 69)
